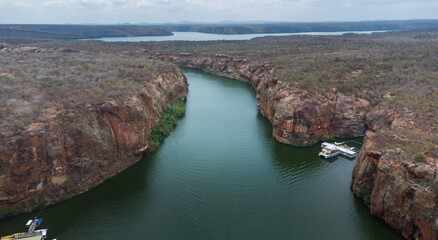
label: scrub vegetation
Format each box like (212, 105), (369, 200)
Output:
(0, 50), (179, 133)
(148, 99), (186, 151)
(20, 27), (437, 114)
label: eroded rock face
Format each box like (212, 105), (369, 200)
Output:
(0, 69), (187, 216)
(154, 53), (369, 146)
(352, 108), (438, 240)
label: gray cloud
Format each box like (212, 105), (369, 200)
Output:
(0, 0), (436, 24)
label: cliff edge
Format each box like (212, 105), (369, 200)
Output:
(0, 48), (187, 217)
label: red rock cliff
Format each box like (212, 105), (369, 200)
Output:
(0, 51), (187, 217)
(352, 106), (438, 240)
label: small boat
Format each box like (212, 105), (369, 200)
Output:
(319, 144), (341, 158)
(2, 218), (47, 240)
(319, 142), (357, 159)
(1, 230), (47, 240)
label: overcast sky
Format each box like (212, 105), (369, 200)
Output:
(0, 0), (437, 24)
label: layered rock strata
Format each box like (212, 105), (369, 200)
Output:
(0, 51), (187, 217)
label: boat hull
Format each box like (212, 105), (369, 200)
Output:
(319, 142), (357, 159)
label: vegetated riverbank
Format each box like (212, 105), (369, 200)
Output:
(1, 28), (438, 239)
(0, 48), (187, 218)
(147, 98), (186, 151)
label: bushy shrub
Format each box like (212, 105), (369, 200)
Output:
(203, 67), (215, 74)
(0, 51), (181, 130)
(148, 99), (185, 151)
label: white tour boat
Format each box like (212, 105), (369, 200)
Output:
(319, 142), (357, 159)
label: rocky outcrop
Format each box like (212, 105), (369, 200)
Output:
(152, 53), (369, 146)
(352, 107), (438, 240)
(0, 66), (187, 217)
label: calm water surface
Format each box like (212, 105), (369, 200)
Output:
(0, 69), (402, 239)
(92, 31), (388, 42)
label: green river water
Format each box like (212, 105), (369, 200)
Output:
(0, 69), (402, 240)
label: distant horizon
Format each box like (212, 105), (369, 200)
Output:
(1, 18), (438, 26)
(1, 0), (437, 24)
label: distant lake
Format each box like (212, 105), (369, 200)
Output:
(90, 31), (388, 42)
